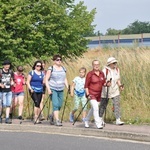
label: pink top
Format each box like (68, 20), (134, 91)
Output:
(12, 72), (25, 93)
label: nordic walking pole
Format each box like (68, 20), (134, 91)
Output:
(72, 100), (89, 125)
(0, 94), (3, 124)
(29, 92), (34, 121)
(34, 96), (49, 124)
(104, 78), (112, 122)
(60, 85), (70, 123)
(26, 84), (31, 117)
(46, 97), (51, 120)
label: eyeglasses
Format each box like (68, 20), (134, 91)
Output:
(55, 59), (62, 61)
(113, 62), (117, 65)
(36, 65), (42, 67)
(18, 70), (23, 72)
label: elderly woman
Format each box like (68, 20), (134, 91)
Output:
(99, 57), (124, 126)
(84, 60), (110, 129)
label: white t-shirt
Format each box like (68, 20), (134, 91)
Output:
(73, 76), (85, 94)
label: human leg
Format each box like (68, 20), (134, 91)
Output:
(81, 96), (87, 121)
(31, 92), (42, 123)
(0, 92), (2, 122)
(112, 96), (124, 125)
(90, 100), (103, 128)
(3, 92), (12, 124)
(84, 102), (93, 128)
(40, 94), (45, 120)
(18, 92), (24, 119)
(69, 95), (80, 122)
(51, 90), (62, 126)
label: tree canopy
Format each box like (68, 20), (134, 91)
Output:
(0, 0), (96, 66)
(105, 20), (150, 35)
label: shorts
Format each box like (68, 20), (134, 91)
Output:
(13, 92), (25, 98)
(2, 91), (12, 107)
(73, 94), (87, 111)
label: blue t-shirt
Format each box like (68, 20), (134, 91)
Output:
(29, 70), (44, 93)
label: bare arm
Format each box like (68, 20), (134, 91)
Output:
(45, 70), (52, 95)
(65, 77), (69, 89)
(26, 74), (34, 93)
(71, 82), (75, 97)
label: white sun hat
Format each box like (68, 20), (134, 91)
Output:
(107, 57), (118, 66)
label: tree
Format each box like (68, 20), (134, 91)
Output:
(105, 28), (122, 35)
(122, 20), (150, 34)
(0, 0), (96, 66)
(104, 20), (150, 35)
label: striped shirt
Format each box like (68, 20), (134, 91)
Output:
(48, 66), (66, 91)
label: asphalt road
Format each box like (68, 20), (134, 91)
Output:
(0, 131), (149, 150)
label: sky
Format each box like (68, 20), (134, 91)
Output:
(75, 0), (150, 34)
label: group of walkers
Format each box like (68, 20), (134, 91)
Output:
(0, 54), (124, 129)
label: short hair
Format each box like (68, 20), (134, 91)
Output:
(92, 60), (100, 65)
(52, 54), (62, 61)
(79, 67), (86, 73)
(17, 66), (24, 72)
(32, 60), (43, 70)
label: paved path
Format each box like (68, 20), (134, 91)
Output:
(0, 119), (150, 143)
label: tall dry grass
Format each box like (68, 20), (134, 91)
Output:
(61, 47), (150, 124)
(23, 47), (150, 124)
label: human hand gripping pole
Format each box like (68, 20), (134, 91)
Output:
(60, 85), (70, 123)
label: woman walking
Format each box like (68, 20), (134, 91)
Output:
(11, 66), (25, 120)
(45, 55), (69, 126)
(27, 60), (45, 124)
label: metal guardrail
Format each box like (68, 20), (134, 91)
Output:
(86, 33), (150, 41)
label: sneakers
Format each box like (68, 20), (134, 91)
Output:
(34, 118), (42, 124)
(84, 120), (89, 128)
(97, 124), (103, 129)
(116, 118), (124, 125)
(49, 114), (54, 125)
(40, 115), (45, 121)
(18, 116), (24, 120)
(100, 117), (106, 127)
(5, 118), (12, 124)
(69, 113), (74, 123)
(55, 120), (62, 126)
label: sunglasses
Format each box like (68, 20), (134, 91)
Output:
(113, 62), (117, 64)
(18, 70), (23, 72)
(36, 65), (42, 67)
(55, 59), (62, 61)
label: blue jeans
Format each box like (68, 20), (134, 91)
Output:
(50, 89), (64, 111)
(2, 92), (12, 107)
(0, 92), (2, 107)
